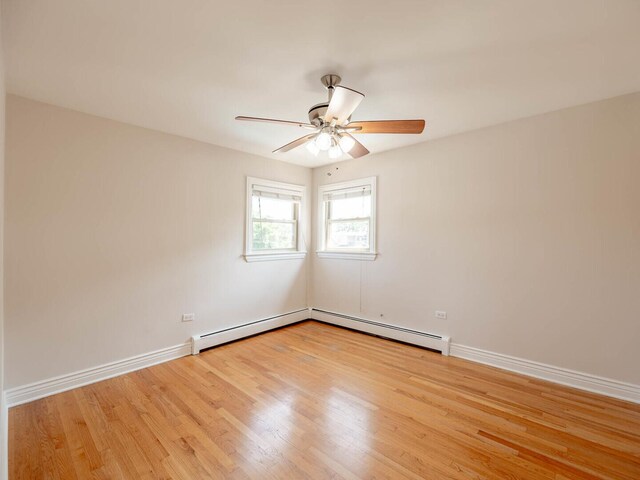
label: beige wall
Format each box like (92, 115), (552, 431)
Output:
(4, 91), (640, 394)
(312, 93), (640, 385)
(4, 95), (312, 389)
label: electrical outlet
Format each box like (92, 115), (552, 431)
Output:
(182, 313), (195, 322)
(435, 311), (447, 320)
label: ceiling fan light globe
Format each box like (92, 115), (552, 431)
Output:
(306, 141), (320, 156)
(328, 144), (342, 159)
(338, 135), (356, 153)
(315, 132), (332, 151)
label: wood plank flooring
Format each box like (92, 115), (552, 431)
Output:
(9, 321), (640, 479)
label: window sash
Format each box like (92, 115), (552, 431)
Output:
(325, 193), (371, 221)
(251, 195), (298, 222)
(252, 219), (298, 251)
(251, 196), (299, 251)
(325, 214), (371, 251)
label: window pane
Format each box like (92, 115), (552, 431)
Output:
(252, 196), (295, 220)
(327, 220), (370, 249)
(252, 221), (296, 250)
(329, 195), (371, 220)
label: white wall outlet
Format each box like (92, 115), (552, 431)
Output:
(435, 311), (447, 320)
(182, 313), (195, 322)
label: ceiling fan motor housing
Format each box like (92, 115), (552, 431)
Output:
(308, 102), (328, 126)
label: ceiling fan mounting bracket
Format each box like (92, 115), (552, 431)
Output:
(320, 74), (341, 89)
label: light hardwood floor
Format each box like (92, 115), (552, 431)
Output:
(9, 321), (640, 479)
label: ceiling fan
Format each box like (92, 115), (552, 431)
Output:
(236, 74), (425, 160)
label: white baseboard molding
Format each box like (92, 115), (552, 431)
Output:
(191, 308), (310, 354)
(5, 342), (191, 408)
(450, 344), (640, 404)
(8, 309), (636, 410)
(5, 309), (312, 408)
(311, 308), (450, 355)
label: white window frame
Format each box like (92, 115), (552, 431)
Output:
(245, 176), (306, 262)
(317, 176), (377, 261)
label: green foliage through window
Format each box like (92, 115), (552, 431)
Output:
(252, 221), (296, 250)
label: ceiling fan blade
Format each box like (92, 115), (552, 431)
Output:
(236, 116), (317, 130)
(345, 134), (369, 159)
(347, 120), (425, 134)
(272, 134), (317, 153)
(324, 86), (365, 126)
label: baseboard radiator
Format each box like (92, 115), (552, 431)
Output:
(191, 308), (310, 354)
(310, 308), (451, 355)
(7, 308), (638, 407)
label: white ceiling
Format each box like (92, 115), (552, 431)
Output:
(3, 0), (640, 167)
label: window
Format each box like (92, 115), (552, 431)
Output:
(317, 177), (377, 260)
(245, 177), (306, 262)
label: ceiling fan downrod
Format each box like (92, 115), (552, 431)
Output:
(320, 74), (341, 102)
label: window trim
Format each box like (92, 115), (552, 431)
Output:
(245, 176), (306, 262)
(317, 176), (377, 261)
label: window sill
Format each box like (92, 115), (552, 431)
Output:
(244, 252), (307, 262)
(316, 251), (377, 261)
